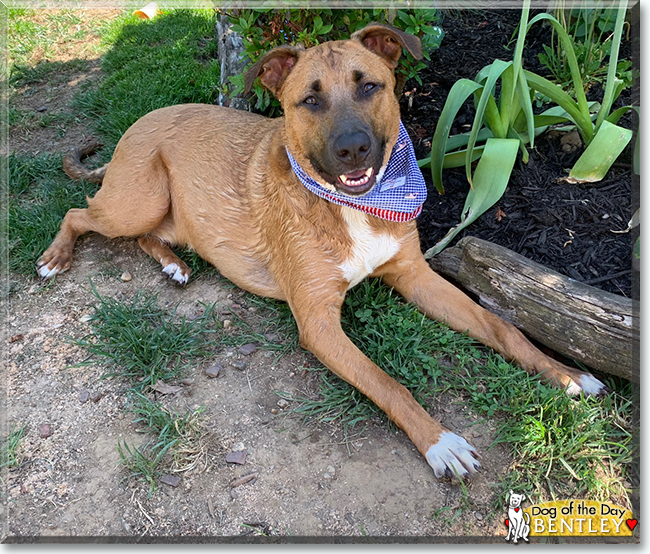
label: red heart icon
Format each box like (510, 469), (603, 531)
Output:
(515, 507), (520, 512)
(505, 519), (509, 527)
(626, 519), (638, 531)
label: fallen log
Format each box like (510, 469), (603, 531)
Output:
(428, 236), (639, 382)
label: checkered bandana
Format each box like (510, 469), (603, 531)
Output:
(286, 121), (427, 222)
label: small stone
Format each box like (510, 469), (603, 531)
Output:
(89, 391), (102, 403)
(225, 450), (247, 465)
(323, 473), (332, 480)
(474, 511), (484, 521)
(180, 378), (195, 386)
(232, 361), (246, 371)
(39, 424), (52, 438)
(78, 389), (90, 403)
(276, 399), (289, 409)
(263, 333), (279, 342)
(205, 363), (222, 379)
(160, 474), (181, 487)
(120, 272), (132, 282)
(327, 465), (335, 474)
(36, 105), (47, 112)
(238, 343), (257, 356)
(232, 442), (246, 452)
(223, 319), (232, 329)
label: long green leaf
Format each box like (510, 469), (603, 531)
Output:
(528, 12), (592, 142)
(568, 120), (632, 183)
(467, 60), (512, 185)
(424, 138), (520, 259)
(596, 1), (628, 131)
(429, 78), (482, 193)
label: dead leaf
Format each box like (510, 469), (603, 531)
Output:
(150, 381), (183, 395)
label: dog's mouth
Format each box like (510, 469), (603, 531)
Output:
(313, 164), (377, 197)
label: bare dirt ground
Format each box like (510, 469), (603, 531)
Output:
(3, 235), (510, 540)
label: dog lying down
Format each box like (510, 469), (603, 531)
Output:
(37, 23), (606, 479)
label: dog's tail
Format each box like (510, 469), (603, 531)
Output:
(63, 140), (107, 184)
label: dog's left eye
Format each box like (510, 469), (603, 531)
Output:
(303, 96), (318, 106)
(362, 82), (378, 94)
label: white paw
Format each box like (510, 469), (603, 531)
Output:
(161, 263), (189, 286)
(566, 374), (607, 396)
(37, 262), (64, 279)
(426, 431), (480, 478)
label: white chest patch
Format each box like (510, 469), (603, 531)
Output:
(338, 208), (401, 289)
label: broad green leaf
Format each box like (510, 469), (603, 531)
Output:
(424, 138), (520, 258)
(568, 120), (632, 183)
(429, 78), (482, 193)
(466, 60), (512, 185)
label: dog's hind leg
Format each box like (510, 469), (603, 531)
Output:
(38, 159), (172, 279)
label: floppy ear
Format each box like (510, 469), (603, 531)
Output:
(351, 23), (423, 68)
(243, 46), (301, 97)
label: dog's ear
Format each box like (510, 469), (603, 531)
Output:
(351, 23), (423, 68)
(244, 46), (301, 97)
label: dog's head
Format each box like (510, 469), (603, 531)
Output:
(508, 490), (526, 509)
(244, 23), (422, 197)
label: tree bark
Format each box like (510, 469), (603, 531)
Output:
(428, 237), (639, 382)
(216, 13), (249, 111)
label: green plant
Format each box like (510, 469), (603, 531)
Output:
(222, 7), (443, 113)
(0, 425), (27, 470)
(420, 0), (633, 257)
(420, 4), (537, 257)
(524, 1), (634, 183)
(76, 285), (219, 390)
(538, 3), (633, 92)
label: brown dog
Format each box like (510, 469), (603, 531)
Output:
(37, 24), (605, 478)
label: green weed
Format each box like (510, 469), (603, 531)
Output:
(0, 425), (27, 470)
(76, 285), (219, 390)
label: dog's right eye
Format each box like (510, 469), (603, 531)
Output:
(303, 96), (319, 106)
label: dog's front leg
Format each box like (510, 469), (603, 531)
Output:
(378, 249), (606, 395)
(288, 287), (480, 478)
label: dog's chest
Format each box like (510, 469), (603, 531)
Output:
(338, 208), (401, 289)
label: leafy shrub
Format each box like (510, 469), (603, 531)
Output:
(220, 7), (443, 113)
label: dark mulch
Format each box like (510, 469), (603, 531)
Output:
(400, 9), (636, 298)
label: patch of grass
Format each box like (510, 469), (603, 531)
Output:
(74, 10), (220, 146)
(118, 392), (211, 495)
(3, 152), (100, 273)
(0, 425), (27, 470)
(76, 285), (220, 390)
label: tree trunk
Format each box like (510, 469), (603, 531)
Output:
(216, 13), (249, 111)
(428, 237), (639, 382)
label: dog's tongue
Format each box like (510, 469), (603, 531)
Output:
(339, 168), (373, 187)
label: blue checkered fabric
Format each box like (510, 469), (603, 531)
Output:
(286, 121), (427, 222)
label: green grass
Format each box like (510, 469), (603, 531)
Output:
(76, 285), (220, 390)
(0, 425), (27, 470)
(3, 152), (100, 273)
(74, 10), (220, 145)
(118, 392), (209, 495)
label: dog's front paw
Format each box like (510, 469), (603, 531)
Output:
(426, 431), (480, 479)
(566, 373), (608, 397)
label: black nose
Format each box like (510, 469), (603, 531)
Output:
(333, 131), (371, 166)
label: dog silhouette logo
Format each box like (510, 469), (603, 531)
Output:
(505, 490), (530, 543)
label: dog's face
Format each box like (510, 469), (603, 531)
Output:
(508, 491), (526, 509)
(245, 24), (422, 197)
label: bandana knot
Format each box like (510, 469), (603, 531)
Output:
(286, 121), (427, 222)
